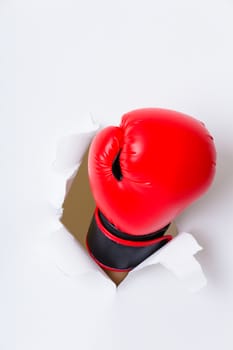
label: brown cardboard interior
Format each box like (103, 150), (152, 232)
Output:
(61, 147), (177, 286)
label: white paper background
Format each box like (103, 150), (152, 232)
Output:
(1, 0), (233, 349)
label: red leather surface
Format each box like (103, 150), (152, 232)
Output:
(88, 108), (216, 235)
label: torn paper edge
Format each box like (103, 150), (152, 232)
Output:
(44, 117), (116, 286)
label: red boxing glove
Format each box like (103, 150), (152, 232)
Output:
(86, 108), (216, 271)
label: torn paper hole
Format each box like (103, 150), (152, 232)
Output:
(46, 115), (207, 292)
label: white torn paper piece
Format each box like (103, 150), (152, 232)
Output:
(48, 122), (99, 209)
(46, 115), (207, 293)
(47, 226), (113, 284)
(133, 232), (207, 292)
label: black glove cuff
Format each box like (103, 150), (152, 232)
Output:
(86, 209), (172, 271)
